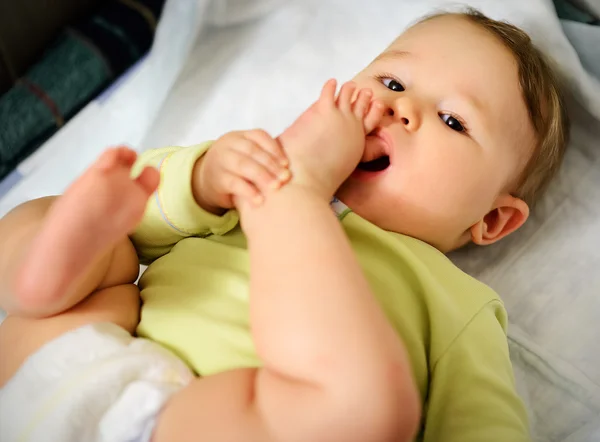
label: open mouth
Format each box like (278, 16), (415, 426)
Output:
(357, 155), (390, 172)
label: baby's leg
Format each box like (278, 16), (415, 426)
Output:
(0, 147), (159, 386)
(0, 147), (158, 317)
(151, 84), (418, 442)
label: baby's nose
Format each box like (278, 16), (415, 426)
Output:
(387, 108), (410, 126)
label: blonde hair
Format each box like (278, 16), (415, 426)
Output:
(419, 8), (570, 206)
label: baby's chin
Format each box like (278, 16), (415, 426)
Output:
(337, 183), (444, 245)
(336, 184), (390, 229)
(337, 162), (389, 199)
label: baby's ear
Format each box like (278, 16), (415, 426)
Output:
(470, 195), (529, 246)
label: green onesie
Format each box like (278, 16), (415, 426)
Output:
(131, 143), (531, 442)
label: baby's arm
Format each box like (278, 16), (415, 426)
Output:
(131, 132), (289, 263)
(129, 143), (237, 262)
(423, 302), (531, 442)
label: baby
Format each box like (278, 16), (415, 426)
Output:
(0, 8), (568, 442)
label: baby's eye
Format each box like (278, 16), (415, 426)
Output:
(440, 113), (465, 133)
(381, 78), (405, 92)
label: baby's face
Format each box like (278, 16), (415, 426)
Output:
(338, 15), (535, 251)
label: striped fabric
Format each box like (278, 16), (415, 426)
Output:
(0, 0), (165, 181)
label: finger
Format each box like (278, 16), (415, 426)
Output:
(232, 194), (251, 212)
(363, 99), (386, 134)
(244, 129), (289, 167)
(336, 81), (357, 113)
(352, 88), (373, 119)
(226, 173), (263, 206)
(232, 139), (291, 183)
(320, 79), (337, 106)
(226, 151), (282, 194)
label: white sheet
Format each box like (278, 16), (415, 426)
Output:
(1, 0), (599, 440)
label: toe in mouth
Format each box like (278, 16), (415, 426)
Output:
(357, 155), (390, 172)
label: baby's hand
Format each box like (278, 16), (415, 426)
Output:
(193, 130), (290, 213)
(277, 79), (384, 200)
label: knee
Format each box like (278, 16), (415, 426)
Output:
(377, 373), (421, 441)
(341, 365), (421, 441)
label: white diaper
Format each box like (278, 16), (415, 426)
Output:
(0, 322), (193, 442)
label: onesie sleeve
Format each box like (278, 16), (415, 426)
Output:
(422, 300), (531, 442)
(130, 143), (239, 263)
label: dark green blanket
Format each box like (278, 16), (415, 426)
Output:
(0, 0), (165, 181)
(553, 0), (599, 24)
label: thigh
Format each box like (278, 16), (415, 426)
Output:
(0, 281), (140, 388)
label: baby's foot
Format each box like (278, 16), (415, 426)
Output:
(282, 79), (383, 142)
(277, 79), (385, 197)
(15, 147), (159, 305)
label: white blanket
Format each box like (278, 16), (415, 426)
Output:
(1, 0), (599, 440)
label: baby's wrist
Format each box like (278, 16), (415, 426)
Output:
(191, 156), (226, 216)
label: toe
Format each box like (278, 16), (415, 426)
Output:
(353, 89), (373, 119)
(115, 146), (138, 167)
(95, 148), (121, 171)
(135, 166), (160, 195)
(95, 147), (137, 172)
(319, 79), (337, 106)
(337, 81), (356, 113)
(363, 99), (385, 134)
